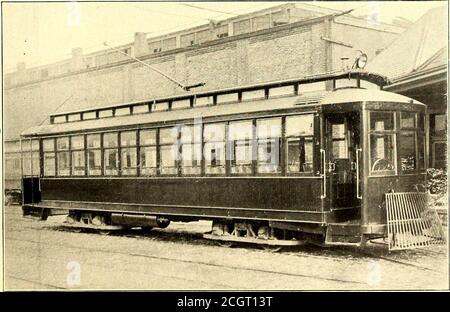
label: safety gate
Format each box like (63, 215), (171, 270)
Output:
(385, 192), (446, 251)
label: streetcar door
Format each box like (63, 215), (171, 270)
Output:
(325, 113), (361, 209)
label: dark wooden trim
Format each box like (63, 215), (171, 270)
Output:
(32, 200), (326, 224)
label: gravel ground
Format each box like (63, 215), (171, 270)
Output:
(4, 205), (449, 290)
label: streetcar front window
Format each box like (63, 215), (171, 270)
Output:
(369, 111), (396, 175)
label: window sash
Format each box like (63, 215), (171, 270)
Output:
(286, 137), (314, 173)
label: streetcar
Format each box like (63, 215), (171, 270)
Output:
(19, 67), (443, 249)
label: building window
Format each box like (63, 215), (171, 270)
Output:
(56, 137), (70, 176)
(272, 11), (289, 27)
(103, 133), (119, 176)
(286, 115), (314, 173)
(148, 41), (162, 53)
(180, 125), (202, 175)
(181, 33), (196, 47)
(369, 112), (396, 175)
(139, 129), (157, 176)
(252, 14), (271, 31)
(87, 134), (101, 176)
(120, 131), (137, 176)
(159, 127), (179, 175)
(257, 118), (281, 173)
(162, 37), (177, 51)
(216, 24), (228, 38)
(71, 136), (85, 176)
(204, 123), (226, 174)
(234, 19), (251, 35)
(228, 120), (253, 175)
(197, 29), (211, 44)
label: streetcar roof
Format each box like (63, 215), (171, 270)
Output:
(21, 87), (424, 137)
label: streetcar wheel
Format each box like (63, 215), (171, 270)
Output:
(72, 228), (82, 233)
(99, 230), (112, 236)
(218, 241), (234, 248)
(262, 245), (282, 253)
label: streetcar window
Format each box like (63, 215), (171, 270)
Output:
(83, 111), (97, 120)
(43, 139), (54, 152)
(140, 129), (157, 145)
(121, 131), (137, 175)
(242, 90), (265, 101)
(204, 123), (226, 174)
(57, 137), (70, 176)
(217, 93), (238, 105)
(400, 112), (416, 129)
(115, 107), (131, 116)
(229, 120), (253, 175)
(87, 134), (101, 176)
(256, 118), (281, 173)
(68, 114), (81, 122)
(152, 102), (169, 112)
(286, 115), (314, 173)
(88, 150), (101, 176)
(269, 85), (294, 98)
(286, 115), (314, 136)
(370, 112), (394, 131)
(99, 110), (113, 118)
(87, 134), (101, 148)
(133, 104), (149, 114)
(72, 151), (85, 176)
(71, 136), (85, 176)
(43, 153), (56, 176)
(53, 115), (66, 123)
(369, 134), (396, 174)
(103, 133), (118, 148)
(103, 133), (119, 175)
(159, 127), (179, 175)
(172, 99), (191, 110)
(194, 96), (213, 107)
(43, 139), (55, 176)
(369, 112), (396, 175)
(180, 125), (202, 175)
(104, 149), (119, 176)
(398, 132), (416, 172)
(140, 129), (157, 176)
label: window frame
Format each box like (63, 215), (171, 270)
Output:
(368, 111), (397, 176)
(285, 114), (315, 176)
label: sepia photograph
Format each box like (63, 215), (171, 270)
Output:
(1, 1), (448, 293)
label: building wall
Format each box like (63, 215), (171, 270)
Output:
(4, 19), (398, 140)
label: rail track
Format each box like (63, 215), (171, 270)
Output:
(6, 214), (446, 277)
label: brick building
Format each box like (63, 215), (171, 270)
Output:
(3, 3), (403, 141)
